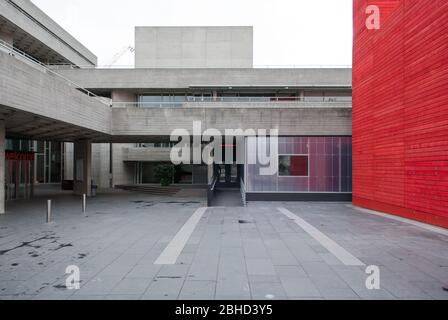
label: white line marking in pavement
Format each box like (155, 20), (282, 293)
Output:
(278, 207), (365, 266)
(348, 205), (448, 236)
(155, 207), (208, 265)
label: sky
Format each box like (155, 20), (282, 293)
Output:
(31, 0), (353, 67)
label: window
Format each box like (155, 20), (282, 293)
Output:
(138, 94), (187, 107)
(278, 155), (309, 177)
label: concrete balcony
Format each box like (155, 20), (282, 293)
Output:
(111, 104), (352, 139)
(123, 147), (172, 162)
(0, 43), (112, 142)
(113, 96), (352, 109)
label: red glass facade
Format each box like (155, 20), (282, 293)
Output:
(353, 0), (448, 227)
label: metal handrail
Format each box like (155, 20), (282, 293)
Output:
(210, 175), (219, 192)
(185, 96), (352, 103)
(0, 40), (110, 106)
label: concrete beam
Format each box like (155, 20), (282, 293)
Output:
(111, 106), (352, 137)
(58, 68), (352, 90)
(123, 147), (171, 162)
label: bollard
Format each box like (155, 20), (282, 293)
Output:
(46, 200), (52, 223)
(82, 194), (86, 215)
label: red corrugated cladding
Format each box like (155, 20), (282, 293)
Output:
(352, 0), (448, 228)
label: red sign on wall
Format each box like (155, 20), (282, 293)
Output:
(5, 151), (35, 161)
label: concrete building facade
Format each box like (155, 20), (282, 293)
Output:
(0, 0), (353, 213)
(135, 26), (253, 68)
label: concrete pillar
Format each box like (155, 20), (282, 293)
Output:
(73, 140), (92, 196)
(0, 120), (5, 214)
(63, 142), (74, 180)
(92, 143), (112, 189)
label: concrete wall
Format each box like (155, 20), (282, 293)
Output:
(57, 68), (352, 90)
(0, 30), (13, 45)
(0, 0), (96, 66)
(111, 90), (136, 103)
(112, 144), (135, 186)
(123, 147), (171, 162)
(112, 106), (352, 138)
(135, 26), (253, 68)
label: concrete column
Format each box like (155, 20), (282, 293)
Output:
(73, 140), (92, 196)
(0, 120), (5, 214)
(92, 143), (112, 189)
(63, 142), (74, 180)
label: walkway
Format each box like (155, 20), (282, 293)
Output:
(0, 192), (447, 300)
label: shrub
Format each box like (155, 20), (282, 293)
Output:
(154, 164), (175, 186)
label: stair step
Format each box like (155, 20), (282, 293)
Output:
(115, 185), (181, 196)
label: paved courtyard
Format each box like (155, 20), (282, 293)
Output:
(0, 187), (447, 300)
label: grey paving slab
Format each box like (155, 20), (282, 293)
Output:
(110, 277), (151, 295)
(142, 278), (185, 300)
(126, 264), (161, 279)
(157, 265), (189, 278)
(246, 258), (276, 276)
(274, 265), (308, 278)
(1, 187), (447, 300)
(250, 282), (288, 300)
(279, 276), (322, 298)
(319, 288), (360, 300)
(106, 294), (143, 300)
(179, 280), (216, 300)
(249, 275), (280, 283)
(215, 275), (251, 300)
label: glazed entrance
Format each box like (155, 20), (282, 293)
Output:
(5, 151), (34, 201)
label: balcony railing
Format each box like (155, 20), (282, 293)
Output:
(112, 96), (352, 109)
(185, 96), (352, 103)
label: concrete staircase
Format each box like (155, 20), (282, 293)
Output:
(210, 189), (244, 207)
(115, 185), (181, 196)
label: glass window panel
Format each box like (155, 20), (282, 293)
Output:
(246, 137), (352, 193)
(278, 155), (308, 177)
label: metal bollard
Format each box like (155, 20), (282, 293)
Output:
(82, 194), (86, 215)
(46, 200), (52, 223)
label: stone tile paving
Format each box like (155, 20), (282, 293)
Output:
(0, 188), (447, 300)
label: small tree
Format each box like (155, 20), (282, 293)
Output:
(154, 164), (175, 186)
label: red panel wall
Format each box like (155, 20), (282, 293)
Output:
(353, 0), (448, 228)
